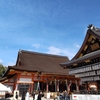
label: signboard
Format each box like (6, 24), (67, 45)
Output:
(71, 94), (100, 100)
(19, 78), (32, 82)
(13, 90), (19, 100)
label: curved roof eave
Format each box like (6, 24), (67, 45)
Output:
(60, 49), (100, 67)
(72, 27), (100, 60)
(0, 74), (16, 82)
(71, 29), (90, 60)
(8, 66), (39, 72)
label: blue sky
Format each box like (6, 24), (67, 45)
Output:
(0, 0), (100, 66)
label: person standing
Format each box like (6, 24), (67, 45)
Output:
(37, 91), (42, 100)
(32, 91), (35, 100)
(57, 91), (60, 100)
(47, 91), (50, 100)
(64, 90), (69, 100)
(21, 92), (25, 100)
(35, 91), (38, 100)
(25, 91), (30, 100)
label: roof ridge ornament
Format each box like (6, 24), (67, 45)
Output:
(87, 24), (96, 30)
(87, 24), (100, 32)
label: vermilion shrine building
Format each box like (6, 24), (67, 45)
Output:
(0, 50), (79, 95)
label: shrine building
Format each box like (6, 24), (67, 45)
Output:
(60, 24), (100, 91)
(0, 50), (79, 95)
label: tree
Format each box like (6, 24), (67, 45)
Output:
(0, 64), (7, 78)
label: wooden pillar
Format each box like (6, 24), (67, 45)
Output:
(15, 83), (18, 90)
(61, 81), (63, 91)
(68, 80), (72, 92)
(76, 80), (79, 91)
(57, 80), (59, 92)
(30, 83), (33, 93)
(46, 81), (49, 92)
(15, 74), (19, 90)
(55, 79), (56, 92)
(32, 74), (34, 91)
(14, 73), (21, 91)
(65, 79), (68, 91)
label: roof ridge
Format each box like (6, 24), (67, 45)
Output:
(19, 49), (69, 59)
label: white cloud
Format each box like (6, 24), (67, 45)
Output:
(47, 46), (77, 60)
(47, 46), (61, 54)
(75, 44), (80, 48)
(32, 44), (41, 48)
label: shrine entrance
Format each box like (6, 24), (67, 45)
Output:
(18, 84), (30, 95)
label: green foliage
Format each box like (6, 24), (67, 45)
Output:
(0, 64), (7, 78)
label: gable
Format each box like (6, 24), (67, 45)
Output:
(72, 25), (100, 60)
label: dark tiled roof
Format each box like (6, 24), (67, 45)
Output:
(91, 27), (100, 36)
(9, 50), (69, 75)
(88, 24), (100, 36)
(60, 49), (100, 67)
